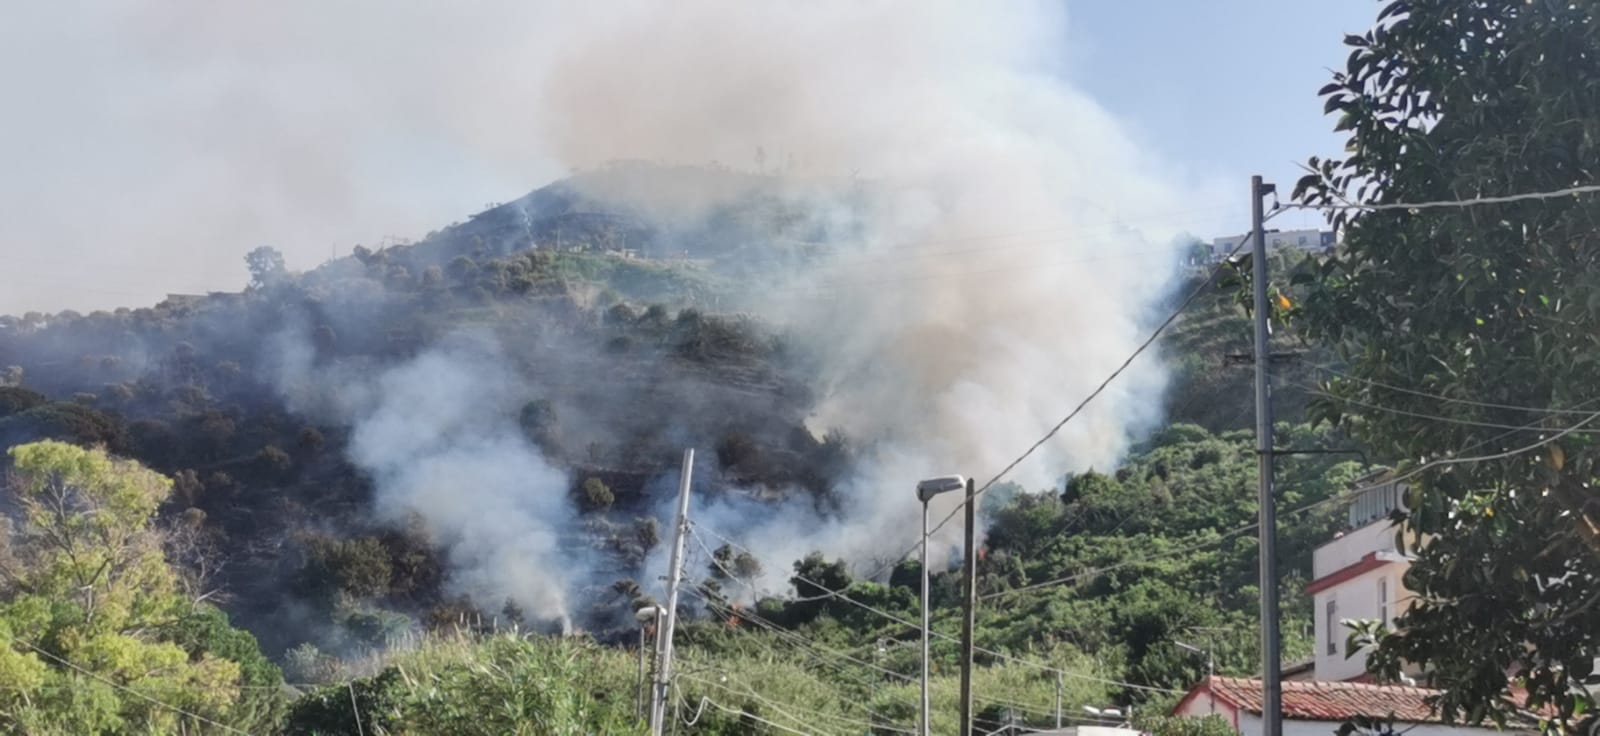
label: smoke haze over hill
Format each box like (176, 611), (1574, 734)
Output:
(2, 1), (1234, 618)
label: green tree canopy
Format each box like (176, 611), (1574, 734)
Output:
(0, 441), (281, 733)
(1296, 0), (1600, 726)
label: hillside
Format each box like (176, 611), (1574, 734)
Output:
(0, 165), (862, 654)
(0, 165), (1358, 734)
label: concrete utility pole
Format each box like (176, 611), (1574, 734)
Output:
(636, 606), (665, 721)
(1054, 672), (1063, 729)
(648, 449), (695, 736)
(959, 477), (977, 736)
(1250, 175), (1282, 736)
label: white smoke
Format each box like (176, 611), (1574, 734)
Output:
(12, 1), (1232, 607)
(524, 1), (1228, 573)
(271, 327), (581, 627)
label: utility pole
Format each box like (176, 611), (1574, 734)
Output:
(1054, 672), (1063, 729)
(637, 624), (648, 720)
(1250, 175), (1282, 736)
(649, 449), (695, 736)
(959, 477), (977, 736)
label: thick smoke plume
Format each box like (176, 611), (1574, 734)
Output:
(532, 2), (1226, 575)
(270, 327), (583, 628)
(9, 1), (1230, 612)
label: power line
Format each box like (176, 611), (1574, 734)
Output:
(909, 221), (1266, 552)
(984, 399), (1600, 600)
(680, 673), (880, 736)
(682, 692), (823, 736)
(1289, 379), (1600, 434)
(8, 637), (252, 735)
(689, 579), (1085, 730)
(683, 534), (920, 730)
(687, 531), (913, 684)
(1307, 362), (1599, 417)
(1276, 183), (1600, 212)
(682, 597), (1065, 735)
(692, 523), (1181, 695)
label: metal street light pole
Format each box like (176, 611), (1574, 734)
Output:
(916, 475), (966, 736)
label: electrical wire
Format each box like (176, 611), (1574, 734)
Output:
(691, 582), (1085, 731)
(686, 532), (913, 684)
(908, 220), (1269, 557)
(684, 533), (921, 729)
(984, 397), (1600, 600)
(1275, 183), (1600, 212)
(691, 523), (1183, 695)
(688, 693), (823, 736)
(7, 637), (253, 735)
(680, 673), (886, 736)
(1307, 362), (1599, 417)
(1288, 379), (1600, 434)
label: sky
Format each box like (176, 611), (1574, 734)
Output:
(1060, 0), (1376, 232)
(0, 1), (1377, 316)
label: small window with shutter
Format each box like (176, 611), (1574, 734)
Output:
(1326, 598), (1338, 655)
(1379, 577), (1389, 627)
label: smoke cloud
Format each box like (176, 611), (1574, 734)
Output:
(9, 1), (1231, 609)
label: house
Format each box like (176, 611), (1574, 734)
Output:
(1022, 727), (1143, 736)
(1169, 472), (1550, 736)
(1208, 229), (1336, 261)
(1307, 469), (1418, 681)
(1173, 677), (1533, 736)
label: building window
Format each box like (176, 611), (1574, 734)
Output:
(1326, 599), (1338, 655)
(1379, 577), (1389, 627)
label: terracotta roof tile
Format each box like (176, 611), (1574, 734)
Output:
(1202, 676), (1443, 722)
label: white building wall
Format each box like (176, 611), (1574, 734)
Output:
(1313, 521), (1401, 579)
(1314, 565), (1411, 681)
(1174, 690), (1235, 722)
(1210, 229), (1332, 258)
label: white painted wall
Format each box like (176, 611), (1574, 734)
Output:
(1314, 565), (1412, 681)
(1210, 229), (1331, 258)
(1313, 520), (1400, 578)
(1174, 689), (1236, 723)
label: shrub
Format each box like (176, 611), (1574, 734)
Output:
(581, 477), (615, 511)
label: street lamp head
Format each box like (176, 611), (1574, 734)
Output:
(1174, 641), (1204, 655)
(635, 605), (664, 623)
(916, 475), (967, 502)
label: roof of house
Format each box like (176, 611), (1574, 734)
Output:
(1180, 676), (1445, 723)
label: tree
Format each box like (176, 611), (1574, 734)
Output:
(1294, 1), (1600, 727)
(244, 246), (287, 288)
(0, 441), (277, 732)
(708, 543), (761, 585)
(0, 385), (45, 416)
(581, 477), (614, 511)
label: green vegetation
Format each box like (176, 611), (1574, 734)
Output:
(5, 2), (1599, 727)
(0, 441), (283, 734)
(1294, 0), (1600, 727)
(285, 634), (642, 735)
